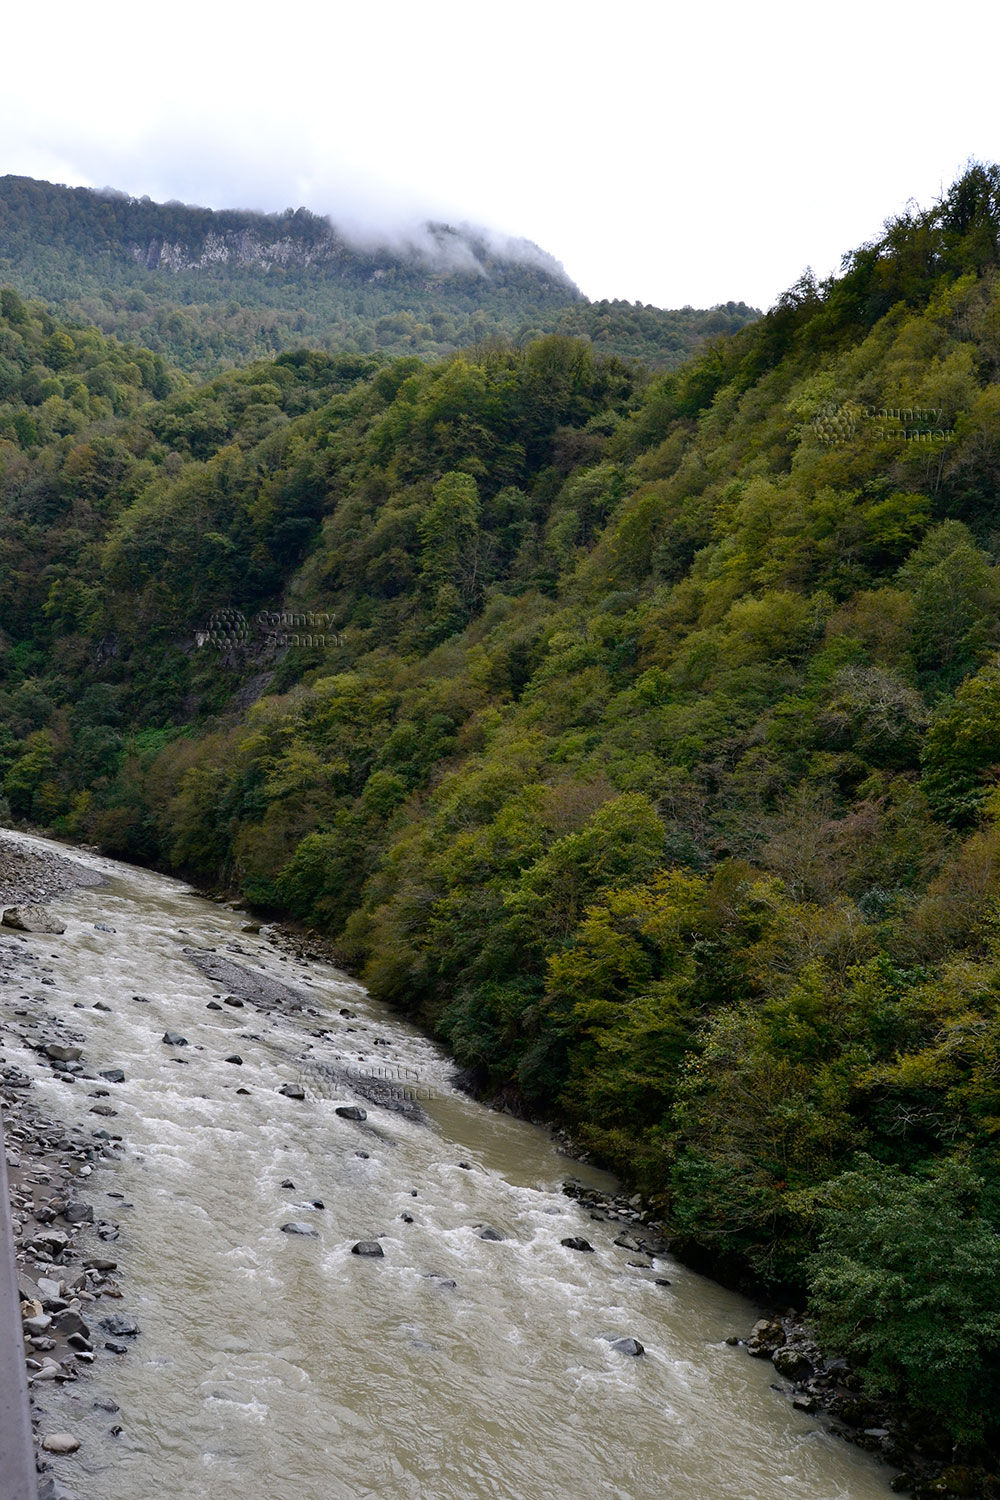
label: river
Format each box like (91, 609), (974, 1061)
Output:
(1, 831), (897, 1500)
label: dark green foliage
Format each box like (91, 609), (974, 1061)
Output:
(806, 1158), (1000, 1444)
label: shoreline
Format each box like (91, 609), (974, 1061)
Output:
(0, 836), (133, 1500)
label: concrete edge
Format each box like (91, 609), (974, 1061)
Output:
(0, 1114), (38, 1500)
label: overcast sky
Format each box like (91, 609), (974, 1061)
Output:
(3, 0), (999, 312)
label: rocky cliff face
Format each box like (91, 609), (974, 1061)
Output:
(131, 228), (343, 273)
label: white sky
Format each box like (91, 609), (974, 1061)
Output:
(3, 0), (999, 312)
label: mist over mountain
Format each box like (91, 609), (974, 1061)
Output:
(0, 174), (759, 372)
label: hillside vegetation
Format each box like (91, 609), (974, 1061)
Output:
(0, 175), (758, 372)
(5, 165), (1000, 1471)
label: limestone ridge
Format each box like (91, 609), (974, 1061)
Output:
(0, 175), (578, 291)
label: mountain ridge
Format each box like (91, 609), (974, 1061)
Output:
(0, 174), (759, 372)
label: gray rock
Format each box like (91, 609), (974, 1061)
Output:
(29, 1228), (69, 1254)
(162, 1032), (188, 1046)
(561, 1236), (594, 1252)
(93, 1002), (112, 1012)
(64, 1202), (94, 1224)
(335, 1105), (367, 1121)
(477, 1226), (505, 1241)
(54, 1309), (90, 1339)
(17, 1271), (40, 1303)
(280, 1221), (318, 1237)
(38, 1476), (82, 1500)
(44, 1042), (83, 1063)
(206, 1000), (223, 1010)
(3, 906), (66, 934)
(278, 1083), (305, 1100)
(772, 1347), (814, 1381)
(224, 1055), (243, 1065)
(351, 1241), (384, 1257)
(93, 923), (115, 933)
(98, 1314), (139, 1337)
(747, 1317), (785, 1357)
(41, 1433), (80, 1453)
(99, 1069), (125, 1083)
(608, 1337), (645, 1356)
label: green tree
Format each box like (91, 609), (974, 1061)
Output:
(805, 1157), (1000, 1444)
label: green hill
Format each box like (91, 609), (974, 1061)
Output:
(5, 164), (1000, 1482)
(0, 175), (759, 372)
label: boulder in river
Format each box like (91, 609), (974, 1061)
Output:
(608, 1337), (645, 1356)
(162, 1032), (188, 1047)
(99, 1069), (125, 1083)
(278, 1083), (305, 1100)
(335, 1105), (367, 1121)
(746, 1318), (785, 1357)
(41, 1433), (80, 1454)
(561, 1236), (594, 1252)
(3, 906), (66, 934)
(477, 1225), (505, 1241)
(44, 1042), (83, 1063)
(38, 1476), (82, 1500)
(281, 1222), (319, 1237)
(772, 1347), (814, 1381)
(98, 1313), (139, 1337)
(351, 1240), (384, 1257)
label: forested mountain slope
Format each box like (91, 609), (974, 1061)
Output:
(0, 175), (758, 371)
(5, 164), (1000, 1474)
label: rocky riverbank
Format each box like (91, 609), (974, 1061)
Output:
(0, 837), (134, 1499)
